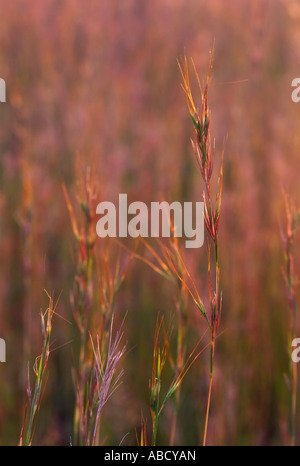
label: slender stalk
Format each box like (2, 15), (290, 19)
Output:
(63, 170), (97, 445)
(178, 53), (224, 446)
(19, 291), (56, 446)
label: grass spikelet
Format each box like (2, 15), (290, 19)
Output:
(19, 290), (57, 446)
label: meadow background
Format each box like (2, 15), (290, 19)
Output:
(0, 0), (300, 446)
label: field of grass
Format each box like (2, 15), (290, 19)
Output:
(1, 0), (300, 446)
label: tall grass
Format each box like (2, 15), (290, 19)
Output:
(6, 2), (300, 443)
(124, 235), (189, 445)
(63, 166), (132, 445)
(77, 316), (126, 446)
(19, 291), (57, 446)
(63, 167), (97, 445)
(145, 314), (206, 446)
(178, 53), (224, 445)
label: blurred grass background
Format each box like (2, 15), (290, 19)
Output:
(0, 0), (300, 445)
